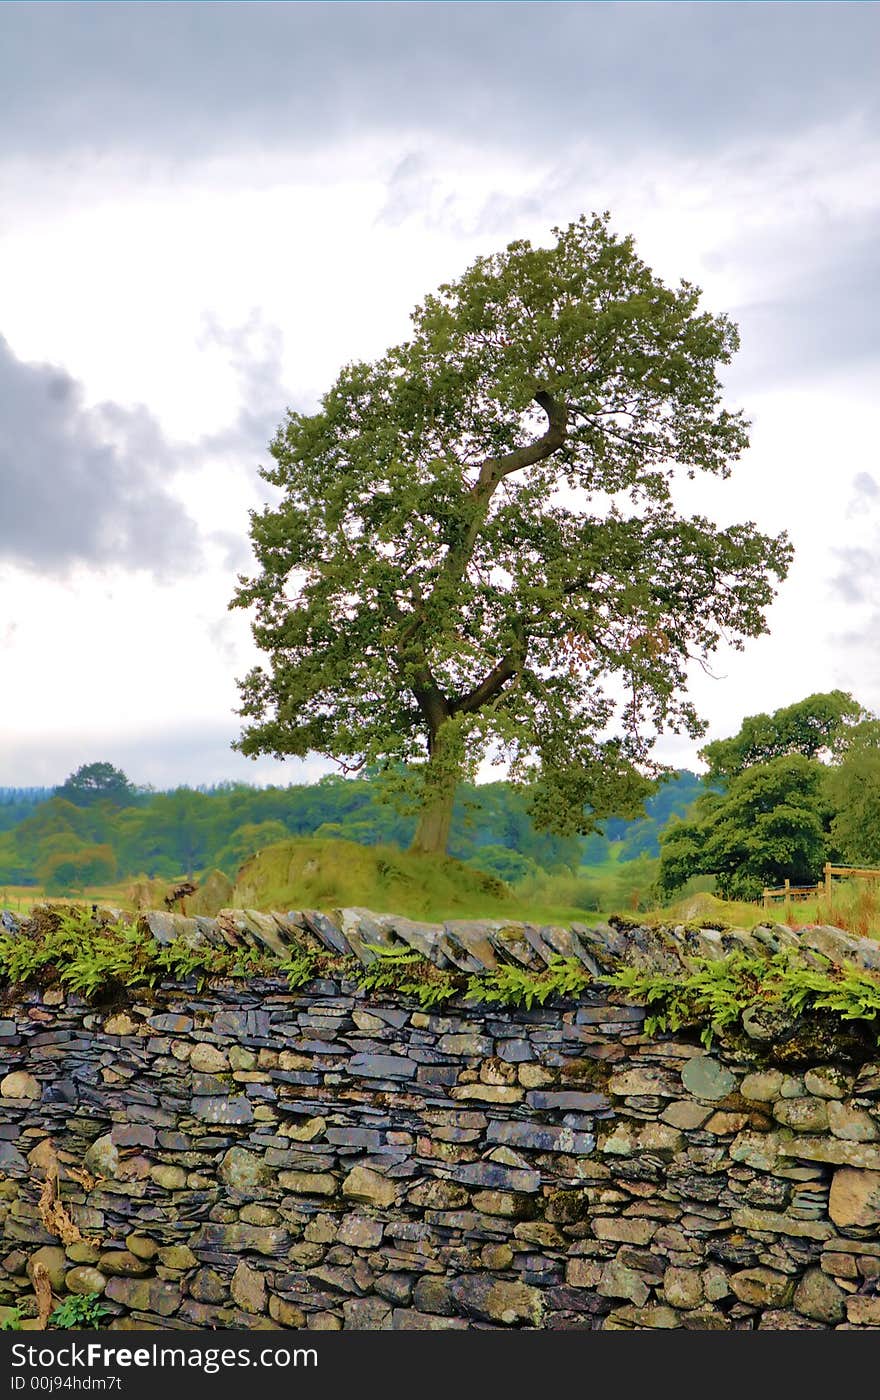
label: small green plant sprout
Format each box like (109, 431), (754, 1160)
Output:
(48, 1293), (110, 1329)
(0, 1306), (24, 1331)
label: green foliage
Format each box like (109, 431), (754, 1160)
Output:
(701, 691), (865, 783)
(278, 946), (325, 991)
(608, 950), (880, 1048)
(55, 762), (135, 808)
(658, 754), (832, 900)
(516, 852), (661, 916)
(355, 945), (594, 1010)
(0, 1307), (23, 1331)
(234, 838), (513, 923)
(48, 1293), (110, 1329)
(605, 768), (708, 860)
(214, 820), (291, 876)
(8, 907), (880, 1056)
(466, 956), (593, 1009)
(825, 723), (880, 867)
(231, 212), (789, 853)
(0, 772), (624, 892)
(40, 843), (117, 893)
(0, 908), (275, 1000)
(357, 945), (460, 1007)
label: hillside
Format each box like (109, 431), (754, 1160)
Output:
(233, 837), (590, 924)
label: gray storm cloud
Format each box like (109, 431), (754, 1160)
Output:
(0, 319), (290, 577)
(0, 335), (202, 576)
(1, 2), (877, 162)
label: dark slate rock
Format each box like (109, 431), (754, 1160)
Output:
(0, 1142), (28, 1172)
(547, 1286), (614, 1315)
(192, 1073), (231, 1096)
(361, 1006), (410, 1030)
(127, 1105), (177, 1126)
(111, 1124), (156, 1148)
(519, 924), (560, 967)
(574, 1004), (645, 1024)
(525, 1091), (610, 1112)
(486, 1120), (595, 1154)
(567, 931), (604, 976)
(142, 911), (180, 946)
(447, 1161), (541, 1193)
(212, 1008), (270, 1040)
(148, 1014), (194, 1034)
(42, 1080), (78, 1104)
(302, 910), (347, 954)
(191, 1096), (254, 1125)
(325, 1128), (384, 1149)
(349, 1054), (417, 1080)
(496, 1038), (534, 1062)
(338, 908), (394, 966)
(189, 1224), (291, 1256)
(387, 918), (449, 967)
(244, 1084), (276, 1100)
(416, 1066), (458, 1086)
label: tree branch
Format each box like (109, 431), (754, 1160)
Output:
(474, 389), (568, 494)
(452, 650), (521, 715)
(452, 619), (526, 716)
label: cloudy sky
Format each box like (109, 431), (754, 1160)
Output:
(1, 1), (878, 789)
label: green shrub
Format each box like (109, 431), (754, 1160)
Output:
(48, 1293), (110, 1329)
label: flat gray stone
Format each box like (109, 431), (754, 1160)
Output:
(681, 1056), (736, 1100)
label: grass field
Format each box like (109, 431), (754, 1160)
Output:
(4, 840), (880, 940)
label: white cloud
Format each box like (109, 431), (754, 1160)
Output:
(0, 4), (878, 785)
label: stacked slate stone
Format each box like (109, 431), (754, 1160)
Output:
(1, 905), (880, 1329)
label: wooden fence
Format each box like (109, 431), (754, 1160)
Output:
(762, 863), (880, 910)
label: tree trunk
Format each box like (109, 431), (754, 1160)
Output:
(410, 784), (456, 857)
(409, 724), (459, 857)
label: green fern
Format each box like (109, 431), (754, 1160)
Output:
(467, 956), (593, 1009)
(279, 946), (324, 991)
(357, 944), (460, 1007)
(607, 949), (880, 1047)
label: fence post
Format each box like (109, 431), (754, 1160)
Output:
(784, 877), (791, 921)
(825, 861), (832, 899)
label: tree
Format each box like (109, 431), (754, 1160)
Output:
(55, 762), (135, 808)
(658, 755), (831, 901)
(238, 219), (789, 853)
(701, 691), (866, 783)
(825, 722), (880, 866)
(39, 843), (118, 894)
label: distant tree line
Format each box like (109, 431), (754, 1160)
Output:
(9, 692), (875, 904)
(0, 760), (702, 892)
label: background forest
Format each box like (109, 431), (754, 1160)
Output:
(4, 689), (880, 919)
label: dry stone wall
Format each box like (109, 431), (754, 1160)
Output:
(3, 909), (880, 1330)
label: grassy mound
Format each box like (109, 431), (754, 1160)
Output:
(232, 837), (514, 921)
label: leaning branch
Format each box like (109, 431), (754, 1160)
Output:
(474, 390), (568, 494)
